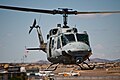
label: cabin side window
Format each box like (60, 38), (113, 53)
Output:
(57, 37), (61, 49)
(52, 29), (58, 35)
(49, 37), (52, 57)
(52, 39), (54, 48)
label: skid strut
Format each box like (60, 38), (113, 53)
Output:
(45, 63), (59, 71)
(76, 62), (95, 70)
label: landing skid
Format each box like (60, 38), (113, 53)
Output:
(76, 62), (95, 70)
(45, 63), (59, 71)
(45, 62), (95, 71)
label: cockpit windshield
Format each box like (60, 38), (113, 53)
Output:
(61, 34), (75, 46)
(76, 33), (89, 45)
(64, 34), (75, 42)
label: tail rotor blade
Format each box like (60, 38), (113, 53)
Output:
(29, 26), (33, 34)
(29, 19), (37, 34)
(32, 19), (36, 27)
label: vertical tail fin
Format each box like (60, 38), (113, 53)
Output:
(36, 25), (46, 52)
(27, 19), (46, 52)
(36, 26), (44, 45)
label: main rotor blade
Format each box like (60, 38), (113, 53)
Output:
(76, 11), (120, 14)
(0, 5), (120, 15)
(0, 5), (61, 14)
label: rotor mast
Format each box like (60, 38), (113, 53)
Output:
(58, 8), (73, 28)
(63, 13), (68, 27)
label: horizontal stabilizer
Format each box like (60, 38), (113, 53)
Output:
(26, 47), (42, 50)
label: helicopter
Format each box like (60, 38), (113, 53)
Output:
(0, 5), (120, 70)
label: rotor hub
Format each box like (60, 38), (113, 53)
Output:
(58, 8), (77, 28)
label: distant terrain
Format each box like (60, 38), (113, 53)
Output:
(89, 58), (120, 63)
(36, 58), (120, 64)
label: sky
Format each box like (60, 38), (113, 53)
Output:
(0, 0), (120, 63)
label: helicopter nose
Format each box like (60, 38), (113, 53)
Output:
(62, 42), (92, 63)
(62, 42), (91, 53)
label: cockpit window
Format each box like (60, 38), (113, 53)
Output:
(64, 34), (75, 42)
(76, 33), (89, 45)
(61, 34), (69, 46)
(61, 34), (75, 46)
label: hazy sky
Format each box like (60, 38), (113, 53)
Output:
(0, 0), (120, 63)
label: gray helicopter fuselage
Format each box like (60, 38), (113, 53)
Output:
(46, 26), (92, 64)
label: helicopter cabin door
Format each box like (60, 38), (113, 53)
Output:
(49, 37), (55, 57)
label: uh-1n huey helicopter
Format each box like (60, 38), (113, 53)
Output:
(0, 5), (120, 70)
